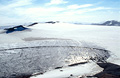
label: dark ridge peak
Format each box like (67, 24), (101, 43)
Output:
(28, 22), (38, 26)
(104, 20), (119, 23)
(102, 20), (120, 26)
(45, 21), (56, 24)
(92, 20), (120, 26)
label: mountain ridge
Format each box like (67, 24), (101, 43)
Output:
(92, 20), (120, 26)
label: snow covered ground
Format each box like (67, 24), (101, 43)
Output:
(0, 23), (120, 78)
(30, 61), (103, 78)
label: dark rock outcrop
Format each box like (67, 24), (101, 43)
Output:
(4, 25), (27, 33)
(94, 63), (120, 78)
(28, 22), (38, 26)
(45, 21), (56, 24)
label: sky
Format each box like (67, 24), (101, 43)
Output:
(0, 0), (120, 25)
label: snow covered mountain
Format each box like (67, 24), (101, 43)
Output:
(92, 20), (120, 26)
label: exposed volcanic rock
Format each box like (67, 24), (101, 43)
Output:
(28, 22), (38, 26)
(94, 63), (120, 78)
(45, 21), (56, 24)
(4, 25), (27, 33)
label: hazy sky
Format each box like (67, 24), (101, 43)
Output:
(0, 0), (120, 25)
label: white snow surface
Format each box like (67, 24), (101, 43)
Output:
(1, 23), (119, 59)
(31, 62), (103, 78)
(0, 23), (120, 78)
(29, 23), (120, 64)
